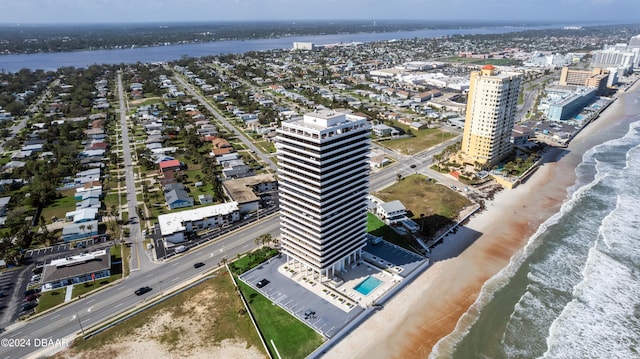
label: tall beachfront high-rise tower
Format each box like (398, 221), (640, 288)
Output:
(276, 110), (370, 281)
(460, 64), (522, 168)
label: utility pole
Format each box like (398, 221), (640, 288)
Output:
(74, 310), (86, 337)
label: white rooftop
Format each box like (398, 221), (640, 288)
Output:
(158, 201), (239, 235)
(50, 248), (108, 267)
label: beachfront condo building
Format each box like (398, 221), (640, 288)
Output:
(276, 110), (371, 281)
(459, 64), (522, 168)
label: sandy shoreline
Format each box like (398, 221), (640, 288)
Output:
(323, 84), (636, 359)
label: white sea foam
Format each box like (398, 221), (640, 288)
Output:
(430, 164), (602, 358)
(542, 248), (640, 358)
(542, 124), (640, 358)
(431, 118), (640, 359)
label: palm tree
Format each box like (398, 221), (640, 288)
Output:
(262, 233), (273, 248)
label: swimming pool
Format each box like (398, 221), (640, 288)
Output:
(353, 276), (382, 296)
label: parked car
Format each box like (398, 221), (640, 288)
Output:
(256, 279), (270, 288)
(193, 262), (205, 269)
(24, 293), (40, 302)
(24, 288), (40, 297)
(20, 301), (37, 312)
(134, 286), (152, 296)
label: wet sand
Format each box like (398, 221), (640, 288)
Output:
(323, 83), (635, 359)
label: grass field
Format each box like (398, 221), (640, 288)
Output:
(41, 189), (77, 222)
(381, 127), (456, 155)
(373, 174), (471, 238)
(237, 280), (325, 359)
(35, 289), (66, 313)
(366, 213), (418, 251)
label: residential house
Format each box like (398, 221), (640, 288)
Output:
(197, 194), (213, 204)
(76, 197), (101, 210)
(65, 208), (99, 223)
(62, 220), (99, 242)
(222, 174), (277, 214)
(74, 188), (102, 201)
(376, 200), (407, 224)
(164, 183), (194, 210)
(372, 124), (400, 137)
(159, 159), (183, 174)
(221, 160), (251, 178)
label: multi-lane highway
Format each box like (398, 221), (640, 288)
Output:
(1, 216), (281, 359)
(0, 69), (467, 358)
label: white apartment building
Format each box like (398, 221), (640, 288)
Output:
(460, 64), (522, 168)
(276, 110), (371, 281)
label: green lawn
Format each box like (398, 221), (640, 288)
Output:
(229, 247), (278, 275)
(382, 127), (456, 155)
(40, 189), (77, 222)
(237, 280), (325, 359)
(35, 289), (66, 313)
(373, 174), (471, 238)
(366, 212), (413, 248)
(103, 192), (125, 210)
(254, 140), (276, 154)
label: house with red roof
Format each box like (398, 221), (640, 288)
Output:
(159, 159), (183, 174)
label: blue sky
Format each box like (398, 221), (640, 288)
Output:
(0, 0), (637, 24)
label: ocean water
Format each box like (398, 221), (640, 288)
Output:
(431, 88), (640, 358)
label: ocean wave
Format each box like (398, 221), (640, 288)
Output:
(542, 122), (640, 358)
(543, 248), (640, 358)
(430, 116), (640, 359)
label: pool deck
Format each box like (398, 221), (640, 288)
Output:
(278, 260), (400, 309)
(238, 240), (429, 338)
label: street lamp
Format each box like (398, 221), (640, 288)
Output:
(156, 272), (163, 295)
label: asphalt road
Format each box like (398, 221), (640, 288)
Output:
(0, 217), (281, 358)
(171, 72), (278, 172)
(0, 71), (471, 358)
(116, 71), (149, 273)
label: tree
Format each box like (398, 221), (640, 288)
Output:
(262, 233), (273, 247)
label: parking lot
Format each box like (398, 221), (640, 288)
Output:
(0, 265), (33, 327)
(0, 237), (110, 326)
(240, 255), (364, 338)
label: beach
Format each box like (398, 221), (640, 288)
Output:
(323, 83), (635, 359)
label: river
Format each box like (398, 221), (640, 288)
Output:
(0, 25), (559, 72)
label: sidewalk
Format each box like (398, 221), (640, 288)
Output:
(64, 285), (73, 302)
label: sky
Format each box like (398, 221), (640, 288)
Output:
(0, 0), (638, 24)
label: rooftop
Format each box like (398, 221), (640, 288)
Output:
(42, 247), (111, 283)
(158, 201), (240, 235)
